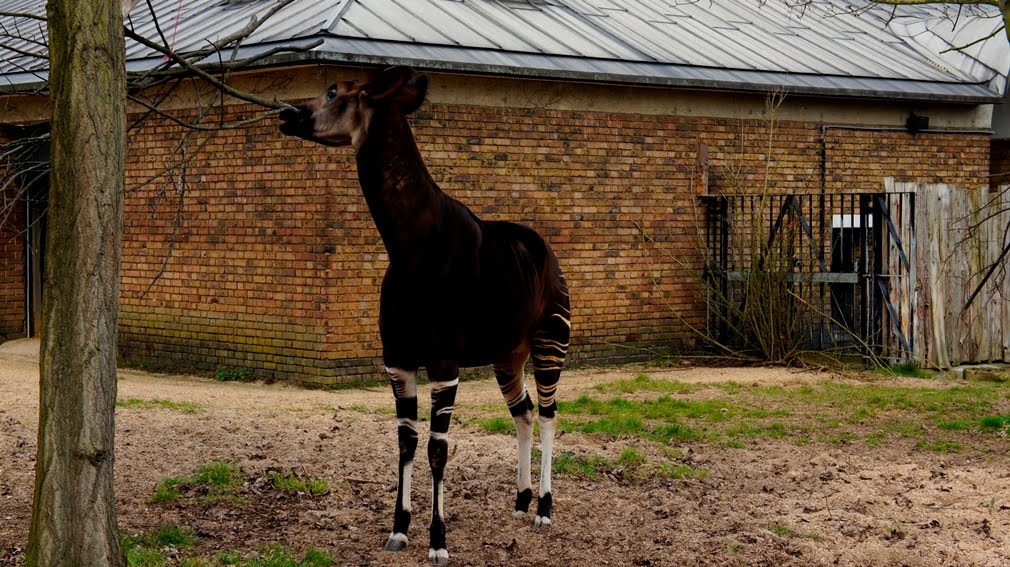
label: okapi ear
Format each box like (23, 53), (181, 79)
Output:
(362, 66), (413, 101)
(397, 74), (428, 115)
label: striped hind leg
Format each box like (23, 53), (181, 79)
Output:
(531, 298), (570, 530)
(491, 351), (536, 517)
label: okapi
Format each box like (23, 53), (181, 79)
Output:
(279, 66), (571, 565)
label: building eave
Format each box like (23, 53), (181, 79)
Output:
(0, 36), (1002, 105)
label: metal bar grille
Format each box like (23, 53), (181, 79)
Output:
(702, 192), (915, 360)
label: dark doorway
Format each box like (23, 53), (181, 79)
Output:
(829, 213), (865, 336)
(25, 171), (47, 336)
(5, 124), (50, 337)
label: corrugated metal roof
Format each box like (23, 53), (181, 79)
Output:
(0, 0), (1006, 102)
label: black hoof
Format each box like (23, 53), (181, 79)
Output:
(383, 533), (408, 552)
(514, 488), (533, 515)
(534, 492), (553, 531)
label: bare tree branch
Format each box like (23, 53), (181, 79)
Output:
(123, 27), (295, 110)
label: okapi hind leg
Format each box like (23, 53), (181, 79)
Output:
(384, 367), (418, 552)
(427, 363), (459, 566)
(531, 297), (570, 531)
(491, 357), (535, 517)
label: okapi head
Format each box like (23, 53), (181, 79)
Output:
(279, 66), (428, 149)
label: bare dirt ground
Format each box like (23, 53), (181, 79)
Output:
(1, 341), (1009, 566)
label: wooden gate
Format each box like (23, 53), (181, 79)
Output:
(889, 181), (1010, 367)
(706, 184), (1010, 367)
(865, 192), (916, 361)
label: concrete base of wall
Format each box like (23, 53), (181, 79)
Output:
(118, 337), (689, 386)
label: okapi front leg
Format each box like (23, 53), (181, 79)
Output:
(427, 369), (459, 566)
(384, 367), (418, 552)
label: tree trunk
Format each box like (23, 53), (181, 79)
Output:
(26, 0), (127, 565)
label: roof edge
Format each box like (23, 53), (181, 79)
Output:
(277, 39), (1005, 104)
(0, 36), (1002, 104)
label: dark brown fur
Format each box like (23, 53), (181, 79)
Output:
(279, 66), (569, 564)
(280, 67), (569, 381)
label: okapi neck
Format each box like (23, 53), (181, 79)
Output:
(355, 114), (440, 261)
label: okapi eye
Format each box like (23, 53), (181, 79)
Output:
(326, 88), (337, 102)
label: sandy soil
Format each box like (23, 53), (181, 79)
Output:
(1, 343), (1009, 566)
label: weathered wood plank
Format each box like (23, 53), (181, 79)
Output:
(926, 184), (951, 368)
(907, 182), (1009, 368)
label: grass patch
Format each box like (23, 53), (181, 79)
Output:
(865, 430), (886, 447)
(657, 463), (708, 480)
(153, 461), (243, 504)
(594, 373), (702, 395)
(243, 545), (333, 567)
(543, 372), (1010, 455)
(478, 416), (514, 434)
(936, 419), (972, 431)
(346, 404), (395, 415)
(823, 431), (857, 445)
(123, 527), (333, 566)
(215, 366), (252, 382)
(152, 477), (185, 504)
(559, 380), (1008, 448)
(117, 398), (202, 414)
(123, 525), (196, 567)
(980, 415), (1010, 430)
(768, 522), (793, 537)
(915, 438), (964, 453)
(790, 382), (998, 415)
(722, 421), (789, 442)
(559, 395), (720, 443)
(217, 551), (244, 565)
(125, 546), (167, 567)
(265, 471), (329, 497)
(203, 546), (333, 567)
(552, 451), (613, 478)
(617, 447), (647, 469)
(877, 361), (931, 379)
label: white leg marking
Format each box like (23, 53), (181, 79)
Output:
(397, 418), (418, 433)
(428, 548), (449, 562)
(387, 532), (408, 545)
(386, 367), (418, 398)
(401, 460), (413, 513)
(516, 412), (533, 495)
(437, 478), (445, 518)
(430, 431), (449, 442)
(538, 414), (555, 497)
(534, 515), (553, 529)
(430, 378), (459, 393)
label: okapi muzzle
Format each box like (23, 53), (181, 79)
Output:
(279, 81), (365, 147)
(278, 105), (310, 138)
(278, 103), (353, 148)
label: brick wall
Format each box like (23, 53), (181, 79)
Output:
(0, 187), (24, 341)
(119, 96), (990, 385)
